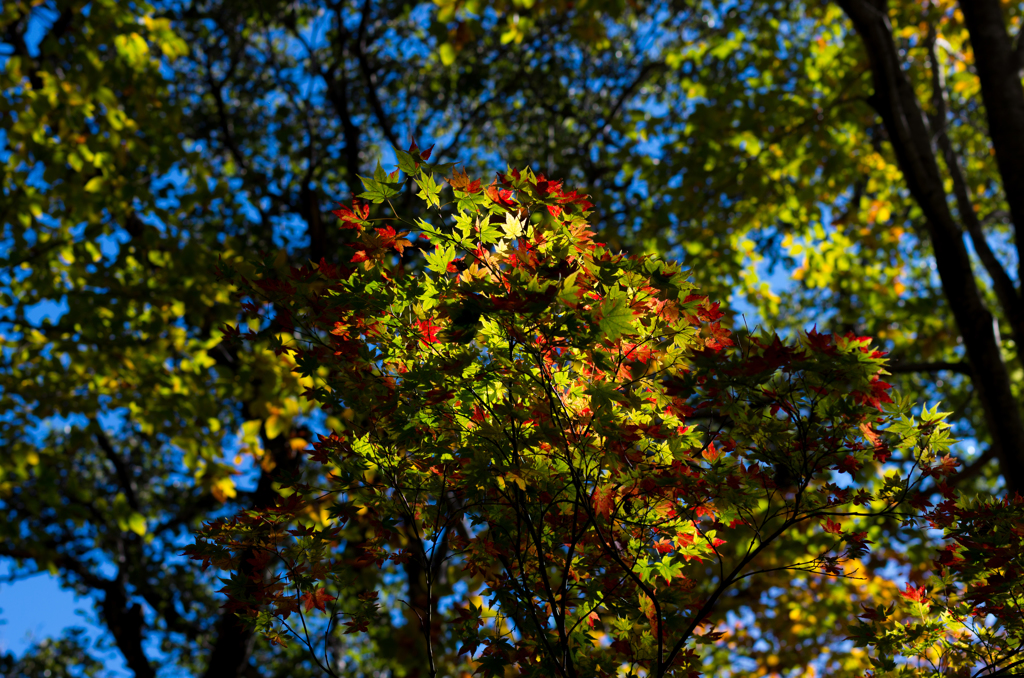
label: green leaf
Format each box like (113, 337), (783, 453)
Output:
(359, 161), (402, 202)
(597, 293), (634, 340)
(415, 173), (442, 209)
(358, 175), (401, 203)
(424, 244), (456, 274)
(395, 147), (421, 176)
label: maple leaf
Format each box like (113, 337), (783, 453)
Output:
(833, 454), (861, 475)
(702, 442), (720, 462)
(417, 318), (441, 344)
(597, 294), (634, 340)
(372, 225), (413, 254)
(448, 167), (481, 193)
(592, 485), (616, 519)
(899, 583), (929, 605)
(485, 181), (516, 208)
(823, 518), (843, 535)
(301, 588), (337, 612)
(859, 422), (881, 447)
(342, 619), (370, 634)
(652, 538), (674, 555)
(805, 326), (836, 355)
(332, 200), (369, 228)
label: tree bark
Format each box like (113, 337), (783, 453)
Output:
(836, 0), (1024, 493)
(202, 435), (298, 678)
(958, 0), (1024, 276)
(101, 574), (156, 678)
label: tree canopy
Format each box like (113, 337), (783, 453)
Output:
(2, 0), (1024, 676)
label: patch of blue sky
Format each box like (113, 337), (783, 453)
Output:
(0, 566), (130, 676)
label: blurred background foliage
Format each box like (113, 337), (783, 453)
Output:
(2, 0), (1023, 675)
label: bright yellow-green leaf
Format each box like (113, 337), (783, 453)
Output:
(439, 42), (456, 66)
(128, 512), (147, 536)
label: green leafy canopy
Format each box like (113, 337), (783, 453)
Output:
(188, 150), (997, 678)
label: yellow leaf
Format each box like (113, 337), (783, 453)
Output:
(439, 42), (456, 66)
(84, 176), (104, 192)
(265, 414), (286, 440)
(260, 453), (277, 472)
(211, 477), (237, 503)
(502, 211), (524, 239)
(241, 419), (262, 442)
(114, 32), (151, 69)
(128, 512), (147, 536)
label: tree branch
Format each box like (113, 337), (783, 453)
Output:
(93, 423), (141, 512)
(958, 0), (1024, 280)
(925, 27), (1024, 340)
(836, 0), (1024, 493)
(354, 0), (399, 151)
(958, 0), (1024, 283)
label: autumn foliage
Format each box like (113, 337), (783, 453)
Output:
(187, 148), (1022, 677)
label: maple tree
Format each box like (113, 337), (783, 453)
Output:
(426, 0), (1024, 495)
(5, 0), (1024, 676)
(187, 155), (1022, 677)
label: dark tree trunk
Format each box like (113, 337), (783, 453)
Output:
(836, 0), (1024, 493)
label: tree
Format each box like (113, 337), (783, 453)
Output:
(4, 0), (1024, 675)
(427, 0), (1024, 495)
(191, 158), (1023, 677)
(0, 1), (322, 676)
(3, 0), (698, 673)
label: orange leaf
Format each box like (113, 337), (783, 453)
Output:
(301, 588), (337, 612)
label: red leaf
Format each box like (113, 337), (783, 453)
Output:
(301, 588), (337, 612)
(332, 201), (369, 228)
(805, 326), (836, 355)
(653, 539), (674, 555)
(592, 485), (616, 519)
(899, 582), (929, 605)
(834, 454), (861, 475)
(417, 318), (441, 344)
(485, 182), (516, 208)
(343, 619), (370, 634)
